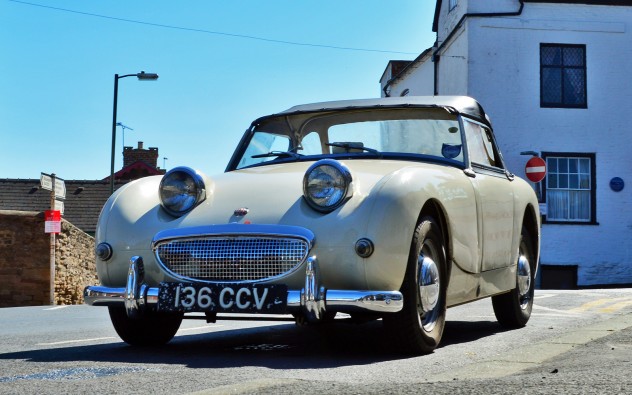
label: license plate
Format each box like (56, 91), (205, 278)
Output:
(157, 282), (288, 314)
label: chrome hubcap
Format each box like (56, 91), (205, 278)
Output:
(418, 254), (440, 331)
(517, 255), (531, 309)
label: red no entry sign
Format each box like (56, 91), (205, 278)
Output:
(525, 156), (546, 183)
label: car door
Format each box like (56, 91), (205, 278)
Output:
(463, 118), (515, 272)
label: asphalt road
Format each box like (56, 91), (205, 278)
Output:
(1, 289), (631, 394)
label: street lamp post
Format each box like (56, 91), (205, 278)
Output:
(110, 71), (159, 194)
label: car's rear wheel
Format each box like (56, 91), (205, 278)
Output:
(492, 226), (536, 328)
(108, 306), (183, 346)
(384, 216), (447, 354)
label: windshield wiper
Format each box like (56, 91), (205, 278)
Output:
(251, 151), (303, 159)
(326, 142), (381, 156)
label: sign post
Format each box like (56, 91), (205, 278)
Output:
(41, 173), (66, 305)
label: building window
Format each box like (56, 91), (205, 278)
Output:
(542, 153), (596, 224)
(449, 0), (458, 11)
(540, 44), (587, 108)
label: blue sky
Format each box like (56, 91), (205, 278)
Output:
(1, 1), (436, 180)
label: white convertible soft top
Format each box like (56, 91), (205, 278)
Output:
(258, 96), (491, 128)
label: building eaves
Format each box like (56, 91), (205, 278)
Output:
(380, 60), (413, 84)
(382, 47), (433, 96)
(433, 0), (442, 33)
(433, 0), (632, 33)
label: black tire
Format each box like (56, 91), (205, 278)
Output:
(492, 226), (536, 328)
(384, 217), (447, 354)
(108, 306), (183, 346)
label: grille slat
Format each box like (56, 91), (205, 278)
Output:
(155, 236), (308, 281)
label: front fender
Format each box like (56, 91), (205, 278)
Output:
(362, 165), (479, 290)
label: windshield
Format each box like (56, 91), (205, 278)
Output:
(233, 108), (463, 170)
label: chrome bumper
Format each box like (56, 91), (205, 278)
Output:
(83, 256), (403, 322)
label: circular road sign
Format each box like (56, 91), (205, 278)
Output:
(525, 156), (546, 183)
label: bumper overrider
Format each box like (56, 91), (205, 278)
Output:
(83, 225), (403, 322)
(83, 256), (403, 321)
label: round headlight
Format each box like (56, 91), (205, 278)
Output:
(159, 167), (206, 217)
(303, 159), (352, 212)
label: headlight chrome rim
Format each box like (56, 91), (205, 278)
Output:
(159, 166), (206, 217)
(303, 159), (353, 213)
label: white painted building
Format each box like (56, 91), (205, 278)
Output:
(381, 0), (632, 288)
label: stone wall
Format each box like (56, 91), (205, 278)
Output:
(0, 210), (98, 307)
(55, 219), (99, 305)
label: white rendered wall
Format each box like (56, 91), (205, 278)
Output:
(464, 3), (632, 286)
(391, 1), (632, 286)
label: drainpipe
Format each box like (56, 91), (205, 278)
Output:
(433, 0), (525, 95)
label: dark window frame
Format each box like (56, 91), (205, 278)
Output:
(541, 152), (597, 225)
(540, 43), (587, 109)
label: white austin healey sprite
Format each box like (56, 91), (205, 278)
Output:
(85, 96), (540, 354)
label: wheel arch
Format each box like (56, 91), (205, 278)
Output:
(521, 203), (541, 271)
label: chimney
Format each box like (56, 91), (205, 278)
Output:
(123, 141), (159, 169)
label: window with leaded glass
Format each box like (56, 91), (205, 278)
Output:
(540, 44), (587, 108)
(542, 153), (596, 224)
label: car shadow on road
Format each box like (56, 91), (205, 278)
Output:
(0, 318), (508, 370)
(442, 320), (505, 347)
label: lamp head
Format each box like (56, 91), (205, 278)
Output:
(137, 71), (159, 81)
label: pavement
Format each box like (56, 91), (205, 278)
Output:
(193, 311), (632, 394)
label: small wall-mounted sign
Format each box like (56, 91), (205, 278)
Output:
(44, 210), (61, 234)
(610, 177), (624, 192)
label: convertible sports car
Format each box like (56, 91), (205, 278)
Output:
(84, 96), (540, 354)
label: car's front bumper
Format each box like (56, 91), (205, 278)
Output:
(83, 255), (403, 322)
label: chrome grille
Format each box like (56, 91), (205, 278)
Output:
(154, 236), (309, 281)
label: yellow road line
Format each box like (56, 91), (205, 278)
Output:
(569, 297), (630, 313)
(599, 300), (632, 313)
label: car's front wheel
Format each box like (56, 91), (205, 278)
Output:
(492, 226), (536, 328)
(384, 216), (447, 354)
(108, 306), (183, 346)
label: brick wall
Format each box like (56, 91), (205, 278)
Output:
(0, 210), (98, 307)
(123, 141), (159, 168)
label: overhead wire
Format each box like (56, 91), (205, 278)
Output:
(8, 0), (417, 55)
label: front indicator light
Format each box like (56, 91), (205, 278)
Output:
(355, 238), (374, 258)
(96, 242), (113, 261)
